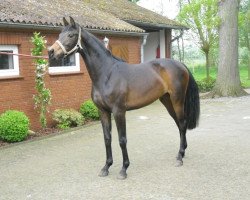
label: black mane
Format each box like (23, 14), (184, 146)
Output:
(82, 27), (126, 63)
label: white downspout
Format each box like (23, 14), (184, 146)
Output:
(141, 35), (148, 63)
(160, 30), (166, 58)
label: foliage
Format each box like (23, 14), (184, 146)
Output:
(178, 0), (219, 79)
(0, 110), (30, 142)
(52, 109), (85, 129)
(197, 77), (216, 92)
(239, 0), (250, 79)
(80, 100), (100, 120)
(239, 65), (250, 88)
(31, 32), (52, 128)
(190, 65), (250, 89)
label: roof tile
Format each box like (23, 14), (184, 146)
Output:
(0, 0), (184, 32)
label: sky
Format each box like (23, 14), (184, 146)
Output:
(137, 0), (180, 19)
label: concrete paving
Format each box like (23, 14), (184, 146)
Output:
(0, 95), (250, 200)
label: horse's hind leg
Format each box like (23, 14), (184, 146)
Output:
(160, 93), (187, 167)
(113, 108), (130, 180)
(160, 93), (178, 125)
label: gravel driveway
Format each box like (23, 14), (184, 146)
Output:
(0, 93), (250, 200)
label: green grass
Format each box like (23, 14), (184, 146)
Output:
(188, 65), (250, 88)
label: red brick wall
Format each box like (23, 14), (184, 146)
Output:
(0, 28), (141, 130)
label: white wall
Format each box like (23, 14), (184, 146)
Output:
(142, 32), (159, 62)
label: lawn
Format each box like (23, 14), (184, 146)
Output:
(188, 65), (250, 88)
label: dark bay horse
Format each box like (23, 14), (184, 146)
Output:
(48, 17), (200, 180)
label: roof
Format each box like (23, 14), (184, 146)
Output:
(85, 0), (186, 30)
(0, 0), (185, 33)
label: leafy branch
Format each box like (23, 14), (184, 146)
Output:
(31, 32), (52, 128)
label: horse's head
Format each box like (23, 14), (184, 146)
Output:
(48, 17), (82, 61)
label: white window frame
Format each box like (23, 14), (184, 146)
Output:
(48, 53), (80, 73)
(0, 45), (19, 77)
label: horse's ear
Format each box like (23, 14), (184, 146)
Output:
(69, 16), (76, 28)
(63, 17), (69, 26)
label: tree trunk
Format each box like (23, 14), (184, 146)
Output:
(205, 51), (210, 80)
(211, 0), (247, 97)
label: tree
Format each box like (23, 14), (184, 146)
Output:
(211, 0), (247, 97)
(178, 0), (219, 79)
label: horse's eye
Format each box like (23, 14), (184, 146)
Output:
(68, 33), (74, 38)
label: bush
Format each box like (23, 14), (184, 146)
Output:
(52, 109), (85, 129)
(197, 77), (216, 92)
(80, 100), (100, 120)
(0, 110), (30, 142)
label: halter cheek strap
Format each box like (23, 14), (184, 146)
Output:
(55, 28), (83, 57)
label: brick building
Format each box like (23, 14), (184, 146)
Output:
(0, 0), (185, 130)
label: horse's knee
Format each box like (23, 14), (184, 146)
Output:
(119, 137), (127, 148)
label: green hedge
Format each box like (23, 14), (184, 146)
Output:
(197, 77), (216, 92)
(0, 110), (30, 142)
(80, 100), (100, 120)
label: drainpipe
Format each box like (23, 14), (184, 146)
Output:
(141, 34), (148, 63)
(159, 29), (166, 58)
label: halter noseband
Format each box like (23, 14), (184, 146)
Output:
(55, 27), (83, 57)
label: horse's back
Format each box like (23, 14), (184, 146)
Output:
(149, 58), (189, 90)
(123, 58), (189, 110)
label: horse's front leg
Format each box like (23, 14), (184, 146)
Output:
(113, 108), (130, 180)
(99, 110), (113, 177)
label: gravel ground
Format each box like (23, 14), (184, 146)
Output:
(0, 93), (250, 200)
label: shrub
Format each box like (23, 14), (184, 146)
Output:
(0, 110), (30, 142)
(197, 77), (216, 92)
(80, 100), (100, 120)
(52, 109), (85, 129)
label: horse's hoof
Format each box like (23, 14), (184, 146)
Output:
(175, 160), (183, 167)
(117, 170), (127, 180)
(98, 169), (109, 177)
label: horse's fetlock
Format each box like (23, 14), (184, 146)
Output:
(179, 149), (185, 157)
(107, 159), (113, 166)
(124, 160), (130, 168)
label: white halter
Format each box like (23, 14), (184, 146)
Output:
(55, 27), (83, 57)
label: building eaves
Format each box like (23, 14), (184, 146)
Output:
(0, 0), (144, 33)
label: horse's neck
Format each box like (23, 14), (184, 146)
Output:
(79, 29), (112, 84)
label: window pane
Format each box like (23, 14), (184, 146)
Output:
(0, 51), (14, 70)
(49, 54), (76, 67)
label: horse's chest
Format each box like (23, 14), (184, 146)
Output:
(92, 89), (109, 110)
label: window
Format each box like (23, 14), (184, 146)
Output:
(49, 53), (80, 73)
(0, 45), (19, 77)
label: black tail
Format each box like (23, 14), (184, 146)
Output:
(184, 68), (200, 130)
